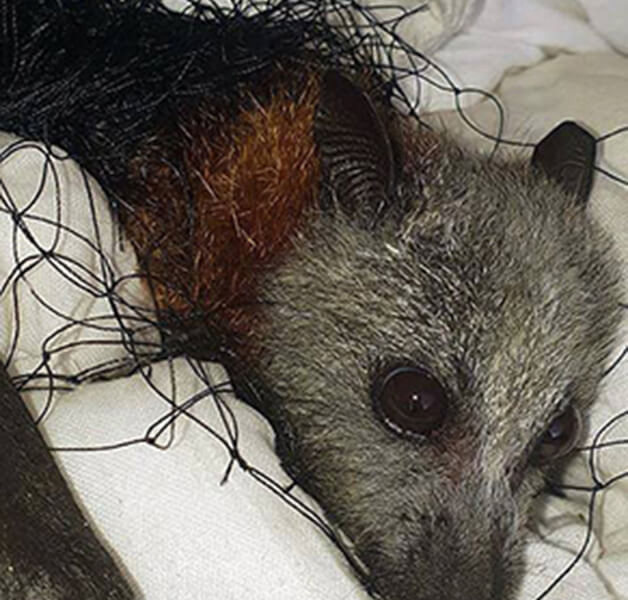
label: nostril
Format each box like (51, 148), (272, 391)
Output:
(434, 512), (450, 529)
(366, 484), (521, 600)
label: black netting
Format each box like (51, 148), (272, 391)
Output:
(0, 1), (626, 599)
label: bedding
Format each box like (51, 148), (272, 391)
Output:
(1, 1), (627, 599)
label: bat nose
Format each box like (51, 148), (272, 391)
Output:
(419, 517), (510, 600)
(366, 480), (521, 600)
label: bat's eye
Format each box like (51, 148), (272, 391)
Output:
(373, 367), (448, 437)
(532, 405), (582, 465)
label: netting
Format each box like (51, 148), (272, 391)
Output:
(0, 1), (626, 599)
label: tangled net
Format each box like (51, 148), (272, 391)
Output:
(0, 1), (626, 598)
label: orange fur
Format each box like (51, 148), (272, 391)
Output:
(123, 69), (321, 351)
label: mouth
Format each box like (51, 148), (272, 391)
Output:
(316, 485), (525, 600)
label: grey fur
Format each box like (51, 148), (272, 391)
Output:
(242, 122), (623, 599)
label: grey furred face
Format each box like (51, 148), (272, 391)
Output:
(244, 73), (623, 600)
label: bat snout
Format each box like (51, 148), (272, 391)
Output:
(363, 480), (523, 600)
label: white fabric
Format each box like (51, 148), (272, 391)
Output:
(32, 360), (367, 600)
(580, 0), (628, 54)
(0, 2), (627, 599)
(0, 136), (154, 383)
(357, 0), (485, 54)
(418, 0), (628, 111)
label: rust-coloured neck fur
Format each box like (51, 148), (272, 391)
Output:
(122, 67), (322, 356)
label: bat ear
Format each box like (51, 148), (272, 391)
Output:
(531, 121), (596, 206)
(315, 70), (397, 226)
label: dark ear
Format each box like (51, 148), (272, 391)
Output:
(315, 70), (397, 226)
(531, 121), (596, 206)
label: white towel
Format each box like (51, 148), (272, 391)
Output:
(418, 0), (624, 111)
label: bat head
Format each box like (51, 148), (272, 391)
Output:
(239, 72), (622, 600)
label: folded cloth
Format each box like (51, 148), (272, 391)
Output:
(580, 0), (628, 54)
(33, 359), (367, 600)
(0, 134), (154, 388)
(357, 0), (484, 53)
(418, 0), (618, 111)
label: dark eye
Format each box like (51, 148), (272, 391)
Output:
(532, 405), (582, 465)
(373, 366), (448, 437)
